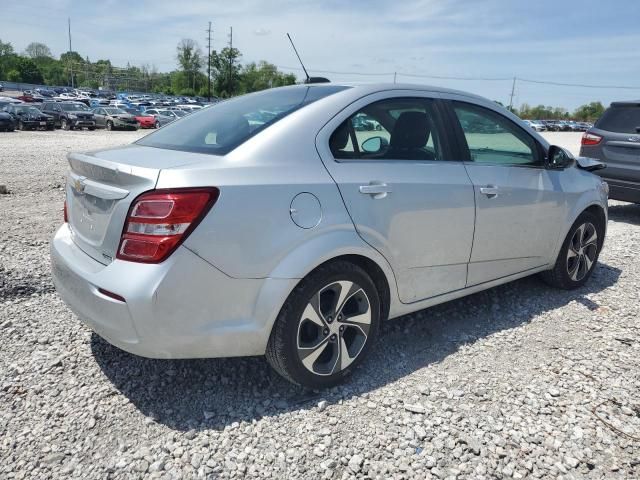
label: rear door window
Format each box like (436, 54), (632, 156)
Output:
(595, 106), (640, 134)
(330, 97), (444, 161)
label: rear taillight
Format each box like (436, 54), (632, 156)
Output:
(581, 132), (603, 146)
(117, 188), (219, 263)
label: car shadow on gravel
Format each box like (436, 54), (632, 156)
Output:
(91, 262), (621, 432)
(608, 202), (640, 226)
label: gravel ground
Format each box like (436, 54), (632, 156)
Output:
(1, 130), (639, 480)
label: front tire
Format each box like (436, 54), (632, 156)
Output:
(106, 121), (113, 131)
(61, 118), (70, 131)
(541, 211), (603, 289)
(266, 261), (381, 388)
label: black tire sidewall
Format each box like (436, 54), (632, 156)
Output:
(272, 263), (380, 388)
(556, 211), (604, 288)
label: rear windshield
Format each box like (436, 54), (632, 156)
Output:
(595, 106), (640, 134)
(137, 85), (350, 155)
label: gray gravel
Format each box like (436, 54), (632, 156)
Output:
(1, 130), (639, 479)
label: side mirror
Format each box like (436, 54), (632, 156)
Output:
(361, 136), (389, 154)
(546, 145), (574, 170)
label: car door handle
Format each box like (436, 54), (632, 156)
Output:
(359, 183), (392, 198)
(480, 185), (499, 198)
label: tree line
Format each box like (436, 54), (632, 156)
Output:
(498, 101), (606, 122)
(0, 38), (296, 98)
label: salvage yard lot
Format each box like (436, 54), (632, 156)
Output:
(1, 130), (639, 479)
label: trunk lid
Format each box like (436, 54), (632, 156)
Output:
(66, 144), (212, 264)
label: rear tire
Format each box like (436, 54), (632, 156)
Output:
(266, 261), (381, 388)
(106, 121), (113, 131)
(88, 127), (95, 131)
(18, 121), (24, 131)
(61, 118), (70, 131)
(541, 211), (604, 289)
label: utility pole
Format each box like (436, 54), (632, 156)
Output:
(68, 17), (74, 88)
(206, 22), (213, 101)
(508, 77), (517, 112)
(228, 26), (233, 93)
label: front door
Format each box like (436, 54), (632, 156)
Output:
(316, 93), (475, 303)
(447, 99), (565, 286)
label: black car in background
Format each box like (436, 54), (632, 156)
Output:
(0, 111), (15, 131)
(580, 101), (640, 203)
(41, 101), (96, 130)
(3, 104), (55, 130)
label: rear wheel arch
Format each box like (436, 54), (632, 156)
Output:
(294, 254), (391, 323)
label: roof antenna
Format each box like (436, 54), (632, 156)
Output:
(287, 33), (330, 84)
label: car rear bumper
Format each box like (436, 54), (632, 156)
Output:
(72, 119), (95, 128)
(51, 224), (296, 358)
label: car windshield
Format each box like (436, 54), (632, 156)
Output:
(595, 106), (640, 134)
(60, 103), (89, 111)
(137, 85), (349, 155)
(104, 108), (127, 115)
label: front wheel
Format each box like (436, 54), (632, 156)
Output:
(106, 121), (113, 131)
(18, 121), (24, 131)
(61, 118), (71, 130)
(541, 211), (603, 289)
(154, 121), (160, 129)
(266, 261), (381, 388)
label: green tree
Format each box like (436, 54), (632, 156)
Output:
(24, 42), (52, 59)
(176, 39), (203, 91)
(573, 102), (605, 122)
(15, 57), (43, 83)
(210, 47), (242, 97)
(240, 61), (296, 93)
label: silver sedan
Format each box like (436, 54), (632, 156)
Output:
(51, 83), (608, 388)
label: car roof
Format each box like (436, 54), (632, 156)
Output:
(610, 100), (640, 107)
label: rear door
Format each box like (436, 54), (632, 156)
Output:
(316, 91), (475, 303)
(444, 98), (565, 286)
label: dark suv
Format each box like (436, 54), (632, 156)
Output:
(580, 101), (640, 203)
(41, 101), (96, 130)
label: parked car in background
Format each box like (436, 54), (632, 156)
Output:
(142, 109), (178, 126)
(0, 111), (15, 131)
(523, 120), (546, 132)
(51, 83), (609, 388)
(3, 104), (55, 130)
(41, 101), (96, 130)
(0, 83), (3, 92)
(123, 108), (158, 128)
(91, 107), (139, 130)
(17, 91), (45, 103)
(145, 108), (187, 121)
(580, 100), (640, 203)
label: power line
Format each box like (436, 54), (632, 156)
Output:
(517, 77), (640, 90)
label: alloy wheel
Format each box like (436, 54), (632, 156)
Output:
(566, 222), (598, 282)
(297, 281), (371, 376)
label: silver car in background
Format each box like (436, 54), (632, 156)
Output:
(51, 84), (608, 388)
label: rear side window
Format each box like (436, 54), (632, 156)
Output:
(595, 106), (640, 134)
(137, 85), (350, 155)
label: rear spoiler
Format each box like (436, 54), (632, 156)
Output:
(576, 156), (606, 172)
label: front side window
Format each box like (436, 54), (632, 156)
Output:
(453, 102), (540, 166)
(330, 97), (443, 161)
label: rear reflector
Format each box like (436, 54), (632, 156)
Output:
(581, 132), (603, 146)
(117, 188), (219, 263)
(98, 288), (126, 302)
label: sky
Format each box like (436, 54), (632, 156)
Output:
(2, 0), (640, 110)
